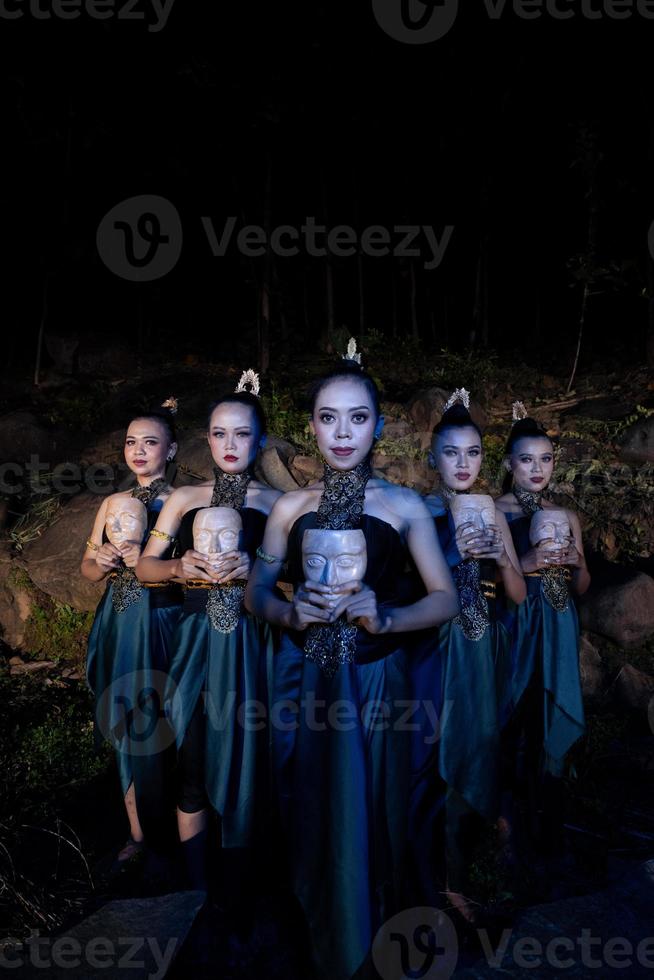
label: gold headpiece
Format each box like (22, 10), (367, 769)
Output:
(512, 401), (528, 422)
(342, 337), (363, 366)
(443, 387), (470, 411)
(161, 396), (178, 415)
(235, 369), (261, 397)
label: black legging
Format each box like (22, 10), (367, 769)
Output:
(177, 698), (210, 813)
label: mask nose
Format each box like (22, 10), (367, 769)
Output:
(321, 561), (338, 586)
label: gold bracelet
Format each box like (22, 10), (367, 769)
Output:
(150, 528), (175, 542)
(256, 546), (284, 564)
(86, 539), (100, 552)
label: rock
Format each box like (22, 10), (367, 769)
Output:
(20, 891), (206, 980)
(80, 429), (127, 470)
(379, 419), (416, 442)
(0, 548), (35, 650)
(289, 454), (322, 486)
(406, 387), (487, 450)
(256, 447), (299, 492)
(21, 492), (105, 612)
(174, 429), (213, 485)
(372, 454), (434, 494)
(0, 410), (73, 466)
(579, 634), (608, 706)
(579, 567), (654, 648)
(618, 414), (654, 465)
(612, 663), (654, 717)
(457, 860), (654, 978)
(263, 435), (297, 462)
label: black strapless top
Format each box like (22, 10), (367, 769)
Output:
(287, 512), (407, 605)
(178, 506), (268, 560)
(505, 513), (531, 558)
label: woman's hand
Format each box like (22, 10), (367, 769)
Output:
(176, 549), (223, 582)
(331, 583), (393, 635)
(465, 523), (510, 568)
(119, 541), (142, 569)
(95, 542), (122, 571)
(454, 521), (493, 560)
(560, 540), (583, 568)
(287, 581), (338, 631)
(521, 541), (567, 573)
(212, 550), (251, 584)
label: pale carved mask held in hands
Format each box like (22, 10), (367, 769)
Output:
(449, 494), (496, 534)
(529, 510), (571, 551)
(105, 497), (147, 549)
(193, 507), (243, 556)
(302, 529), (367, 608)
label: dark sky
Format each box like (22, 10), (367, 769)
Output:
(2, 0), (653, 372)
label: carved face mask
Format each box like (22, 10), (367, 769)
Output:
(529, 510), (571, 550)
(302, 528), (367, 590)
(449, 494), (496, 533)
(193, 507), (243, 556)
(105, 497), (147, 548)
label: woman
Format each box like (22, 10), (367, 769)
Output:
(422, 389), (525, 925)
(245, 352), (459, 980)
(495, 404), (589, 854)
(82, 399), (181, 865)
(136, 374), (280, 890)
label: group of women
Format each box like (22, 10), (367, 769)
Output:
(82, 348), (590, 980)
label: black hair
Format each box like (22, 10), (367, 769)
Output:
(432, 402), (483, 442)
(501, 416), (554, 493)
(129, 406), (177, 445)
(207, 392), (268, 436)
(307, 360), (381, 418)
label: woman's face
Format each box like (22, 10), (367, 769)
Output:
(310, 378), (378, 471)
(507, 436), (554, 492)
(124, 419), (173, 481)
(430, 425), (482, 491)
(208, 402), (261, 474)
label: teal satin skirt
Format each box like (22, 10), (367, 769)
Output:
(165, 606), (275, 848)
(506, 590), (585, 776)
(437, 618), (510, 820)
(274, 632), (410, 980)
(86, 583), (181, 820)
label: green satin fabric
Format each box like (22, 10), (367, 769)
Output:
(166, 608), (274, 848)
(86, 583), (181, 812)
(509, 589), (585, 776)
(274, 634), (410, 980)
(437, 617), (509, 820)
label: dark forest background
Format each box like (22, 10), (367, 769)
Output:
(1, 0), (654, 385)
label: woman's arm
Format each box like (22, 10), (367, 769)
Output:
(244, 493), (334, 629)
(80, 496), (122, 583)
(332, 491), (459, 634)
(564, 510), (591, 596)
(135, 487), (220, 584)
